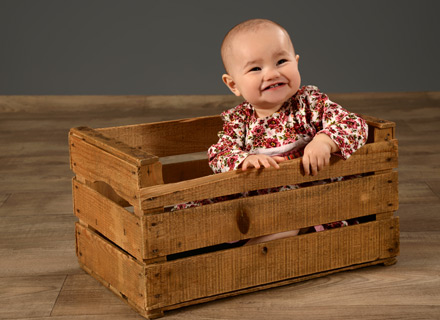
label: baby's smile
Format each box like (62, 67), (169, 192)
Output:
(263, 82), (286, 91)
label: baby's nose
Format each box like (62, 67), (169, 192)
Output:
(264, 67), (281, 80)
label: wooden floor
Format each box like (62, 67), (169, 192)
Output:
(0, 92), (439, 320)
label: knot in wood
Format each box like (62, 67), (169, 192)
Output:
(236, 208), (250, 235)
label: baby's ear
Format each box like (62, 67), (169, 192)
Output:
(222, 74), (241, 97)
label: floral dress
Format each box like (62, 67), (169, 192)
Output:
(208, 85), (368, 173)
(173, 85), (368, 232)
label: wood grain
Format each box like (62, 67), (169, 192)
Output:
(97, 116), (224, 158)
(145, 218), (399, 309)
(144, 172), (398, 258)
(73, 179), (145, 260)
(0, 275), (66, 319)
(139, 140), (398, 209)
(75, 223), (147, 310)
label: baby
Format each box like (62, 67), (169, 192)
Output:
(207, 19), (368, 244)
(211, 18), (367, 175)
(175, 19), (368, 246)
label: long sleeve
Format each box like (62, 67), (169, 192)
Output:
(302, 86), (368, 159)
(208, 104), (251, 173)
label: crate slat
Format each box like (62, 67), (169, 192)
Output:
(96, 116), (224, 157)
(144, 171), (398, 258)
(73, 178), (145, 260)
(76, 223), (147, 310)
(162, 159), (212, 184)
(70, 134), (163, 205)
(70, 126), (159, 166)
(76, 218), (399, 314)
(139, 139), (398, 210)
(145, 217), (399, 309)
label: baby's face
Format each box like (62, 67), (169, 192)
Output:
(223, 24), (301, 117)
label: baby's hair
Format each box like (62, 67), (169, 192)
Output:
(221, 18), (291, 73)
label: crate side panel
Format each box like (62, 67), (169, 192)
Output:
(75, 223), (146, 310)
(144, 171), (398, 258)
(162, 159), (212, 184)
(145, 218), (399, 309)
(70, 135), (139, 203)
(70, 126), (158, 166)
(73, 179), (144, 261)
(97, 116), (223, 157)
(140, 139), (398, 210)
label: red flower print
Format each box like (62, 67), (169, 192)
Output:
(223, 122), (239, 138)
(267, 118), (283, 133)
(253, 135), (266, 148)
(267, 118), (280, 129)
(265, 138), (281, 148)
(251, 125), (266, 137)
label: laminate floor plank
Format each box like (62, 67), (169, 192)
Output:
(399, 181), (440, 204)
(11, 316), (143, 320)
(397, 203), (440, 232)
(0, 194), (10, 207)
(51, 274), (143, 317)
(0, 214), (76, 249)
(0, 275), (66, 319)
(164, 305), (440, 320)
(0, 192), (73, 217)
(426, 180), (440, 196)
(0, 246), (79, 278)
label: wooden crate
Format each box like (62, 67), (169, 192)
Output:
(69, 114), (399, 319)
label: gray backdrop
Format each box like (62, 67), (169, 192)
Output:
(1, 0), (439, 95)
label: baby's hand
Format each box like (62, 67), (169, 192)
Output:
(242, 154), (285, 171)
(302, 134), (339, 176)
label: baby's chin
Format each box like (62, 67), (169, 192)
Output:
(261, 92), (296, 107)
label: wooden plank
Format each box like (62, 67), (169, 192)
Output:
(0, 94), (242, 113)
(92, 113), (394, 157)
(143, 171), (398, 258)
(162, 159), (212, 183)
(145, 218), (399, 309)
(94, 114), (393, 158)
(364, 114), (395, 143)
(0, 275), (66, 319)
(380, 216), (400, 257)
(0, 194), (10, 207)
(73, 178), (144, 260)
(50, 274), (142, 317)
(70, 135), (140, 203)
(374, 127), (395, 142)
(70, 126), (158, 166)
(77, 262), (152, 319)
(361, 114), (396, 129)
(70, 135), (163, 205)
(96, 116), (224, 157)
(85, 180), (131, 207)
(140, 139), (398, 210)
(376, 212), (395, 220)
(75, 223), (146, 311)
(157, 257), (397, 316)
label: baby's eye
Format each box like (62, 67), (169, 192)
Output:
(249, 66), (261, 72)
(277, 59), (288, 65)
